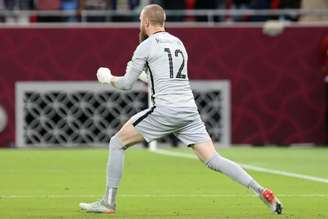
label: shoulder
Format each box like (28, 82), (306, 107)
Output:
(133, 38), (153, 57)
(137, 37), (154, 51)
(165, 33), (185, 49)
(166, 32), (183, 42)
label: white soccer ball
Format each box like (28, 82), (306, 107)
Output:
(0, 105), (8, 133)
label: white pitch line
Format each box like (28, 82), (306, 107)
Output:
(151, 149), (328, 184)
(1, 194), (328, 199)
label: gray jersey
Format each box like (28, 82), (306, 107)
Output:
(115, 32), (210, 145)
(115, 31), (197, 109)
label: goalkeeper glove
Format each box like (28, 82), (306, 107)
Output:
(96, 67), (113, 84)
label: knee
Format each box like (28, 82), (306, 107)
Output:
(205, 153), (223, 172)
(109, 135), (127, 151)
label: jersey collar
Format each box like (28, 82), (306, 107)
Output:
(152, 31), (166, 35)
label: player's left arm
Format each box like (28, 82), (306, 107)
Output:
(96, 41), (150, 90)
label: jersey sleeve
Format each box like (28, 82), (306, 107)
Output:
(114, 40), (151, 90)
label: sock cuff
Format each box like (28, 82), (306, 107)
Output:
(204, 153), (220, 165)
(109, 135), (126, 150)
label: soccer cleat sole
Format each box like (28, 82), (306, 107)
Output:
(79, 202), (116, 214)
(84, 209), (116, 215)
(274, 202), (283, 215)
(104, 209), (115, 215)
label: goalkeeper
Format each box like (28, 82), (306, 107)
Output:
(80, 4), (283, 215)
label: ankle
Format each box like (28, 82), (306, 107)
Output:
(105, 187), (118, 207)
(248, 180), (264, 195)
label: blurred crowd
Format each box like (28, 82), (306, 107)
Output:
(0, 0), (327, 23)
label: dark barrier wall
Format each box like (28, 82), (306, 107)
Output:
(0, 26), (327, 146)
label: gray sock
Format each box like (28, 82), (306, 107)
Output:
(205, 153), (263, 194)
(248, 180), (264, 195)
(104, 135), (126, 208)
(104, 187), (118, 208)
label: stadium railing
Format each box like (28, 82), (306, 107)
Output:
(0, 9), (328, 23)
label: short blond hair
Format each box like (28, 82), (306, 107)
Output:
(142, 4), (166, 27)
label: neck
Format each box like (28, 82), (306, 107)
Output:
(148, 26), (165, 36)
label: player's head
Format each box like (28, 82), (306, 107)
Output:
(139, 4), (166, 43)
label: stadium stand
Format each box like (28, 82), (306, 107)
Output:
(1, 0), (327, 23)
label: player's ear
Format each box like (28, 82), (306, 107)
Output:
(145, 18), (150, 28)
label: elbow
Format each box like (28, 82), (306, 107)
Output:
(119, 83), (133, 91)
(121, 80), (133, 90)
(114, 78), (133, 90)
(121, 85), (133, 91)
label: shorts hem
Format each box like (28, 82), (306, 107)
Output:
(132, 124), (152, 143)
(185, 139), (212, 147)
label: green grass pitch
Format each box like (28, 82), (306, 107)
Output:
(0, 147), (328, 219)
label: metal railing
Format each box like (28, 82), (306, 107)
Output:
(0, 9), (328, 23)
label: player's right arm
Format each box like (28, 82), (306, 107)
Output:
(96, 40), (151, 90)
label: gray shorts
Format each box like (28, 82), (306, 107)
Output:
(131, 106), (211, 146)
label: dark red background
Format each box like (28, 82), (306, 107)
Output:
(0, 26), (327, 146)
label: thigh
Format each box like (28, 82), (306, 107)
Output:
(116, 118), (144, 147)
(130, 106), (178, 143)
(174, 114), (211, 147)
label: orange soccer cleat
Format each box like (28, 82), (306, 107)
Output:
(260, 188), (283, 214)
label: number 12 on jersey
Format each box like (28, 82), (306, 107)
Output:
(164, 48), (186, 79)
